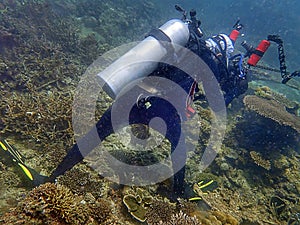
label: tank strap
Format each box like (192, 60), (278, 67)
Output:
(147, 28), (175, 56)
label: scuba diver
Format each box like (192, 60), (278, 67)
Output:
(2, 5), (299, 195)
(48, 6), (246, 196)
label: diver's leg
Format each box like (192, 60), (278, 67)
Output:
(49, 87), (145, 182)
(49, 108), (114, 181)
(129, 97), (187, 195)
(170, 134), (186, 196)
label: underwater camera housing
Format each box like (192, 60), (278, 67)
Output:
(97, 5), (203, 99)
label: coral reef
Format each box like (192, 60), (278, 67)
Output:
(190, 210), (239, 225)
(159, 211), (201, 225)
(0, 183), (113, 225)
(254, 86), (299, 111)
(146, 199), (176, 224)
(123, 187), (154, 222)
(1, 183), (89, 224)
(0, 1), (299, 225)
(243, 95), (300, 133)
(56, 166), (106, 198)
(1, 90), (74, 144)
(254, 86), (273, 99)
(268, 195), (287, 220)
(89, 198), (113, 224)
(249, 151), (271, 170)
(225, 95), (299, 152)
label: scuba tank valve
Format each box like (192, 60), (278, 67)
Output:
(189, 9), (203, 38)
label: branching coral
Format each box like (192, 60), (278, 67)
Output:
(89, 198), (112, 224)
(146, 199), (176, 224)
(57, 167), (105, 198)
(0, 183), (113, 224)
(250, 151), (271, 170)
(1, 183), (90, 224)
(161, 211), (201, 225)
(0, 90), (75, 168)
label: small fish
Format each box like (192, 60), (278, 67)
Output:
(189, 179), (218, 202)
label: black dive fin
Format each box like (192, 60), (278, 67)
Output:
(0, 138), (49, 186)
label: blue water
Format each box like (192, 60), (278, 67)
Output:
(146, 0), (300, 103)
(151, 0), (300, 73)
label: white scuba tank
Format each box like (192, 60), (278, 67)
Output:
(97, 19), (190, 99)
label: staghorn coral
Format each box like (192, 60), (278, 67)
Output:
(1, 90), (74, 143)
(268, 196), (287, 220)
(160, 211), (201, 225)
(249, 151), (271, 170)
(243, 95), (300, 133)
(0, 90), (75, 169)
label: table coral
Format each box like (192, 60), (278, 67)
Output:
(243, 95), (300, 133)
